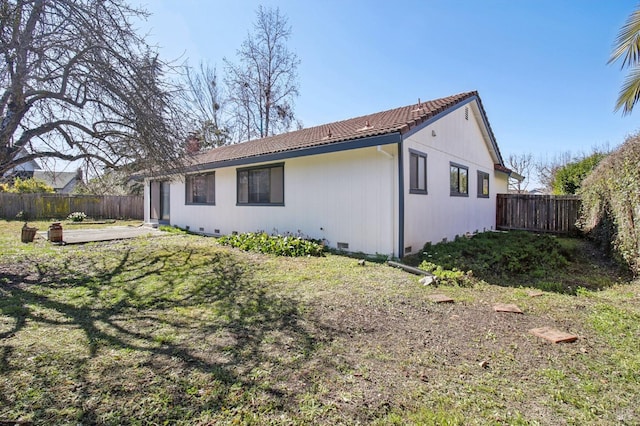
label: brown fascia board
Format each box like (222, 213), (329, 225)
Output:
(494, 164), (524, 181)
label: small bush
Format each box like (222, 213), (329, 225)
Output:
(218, 232), (325, 257)
(419, 231), (570, 281)
(67, 211), (87, 222)
(5, 177), (55, 193)
(418, 260), (473, 286)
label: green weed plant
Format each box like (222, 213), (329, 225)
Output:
(420, 231), (568, 278)
(218, 232), (325, 257)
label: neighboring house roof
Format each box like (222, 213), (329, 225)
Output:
(189, 91), (509, 172)
(2, 147), (42, 177)
(33, 171), (79, 193)
(529, 188), (549, 195)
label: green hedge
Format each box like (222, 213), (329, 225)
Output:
(579, 134), (640, 274)
(552, 152), (606, 195)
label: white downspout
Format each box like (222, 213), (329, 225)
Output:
(377, 145), (395, 257)
(377, 145), (393, 159)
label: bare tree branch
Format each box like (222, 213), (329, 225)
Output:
(224, 6), (300, 142)
(535, 151), (574, 193)
(0, 0), (187, 176)
(506, 153), (534, 193)
(181, 62), (231, 149)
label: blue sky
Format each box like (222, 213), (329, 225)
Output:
(138, 0), (638, 174)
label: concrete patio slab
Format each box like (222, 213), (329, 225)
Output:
(37, 225), (163, 244)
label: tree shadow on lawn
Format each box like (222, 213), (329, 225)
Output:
(0, 242), (334, 424)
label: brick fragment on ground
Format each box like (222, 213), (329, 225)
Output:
(493, 303), (523, 314)
(427, 294), (454, 303)
(528, 291), (544, 297)
(529, 326), (578, 343)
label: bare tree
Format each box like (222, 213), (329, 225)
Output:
(224, 6), (300, 142)
(182, 62), (231, 149)
(506, 153), (534, 193)
(536, 151), (574, 193)
(0, 0), (186, 177)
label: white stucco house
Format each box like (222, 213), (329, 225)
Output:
(144, 91), (517, 258)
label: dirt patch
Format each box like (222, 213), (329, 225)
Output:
(293, 287), (588, 423)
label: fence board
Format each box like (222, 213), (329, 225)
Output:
(496, 194), (581, 235)
(0, 193), (143, 220)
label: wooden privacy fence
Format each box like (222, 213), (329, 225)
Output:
(496, 194), (582, 235)
(0, 193), (143, 220)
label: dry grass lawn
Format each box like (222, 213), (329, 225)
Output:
(0, 221), (638, 425)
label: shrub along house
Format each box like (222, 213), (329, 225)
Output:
(145, 91), (517, 257)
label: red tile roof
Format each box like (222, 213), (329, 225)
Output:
(191, 91), (504, 167)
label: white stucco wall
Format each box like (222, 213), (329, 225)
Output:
(147, 145), (399, 256)
(402, 100), (503, 254)
(144, 99), (510, 257)
(494, 171), (509, 193)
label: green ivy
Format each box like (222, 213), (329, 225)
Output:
(579, 134), (640, 275)
(217, 232), (325, 257)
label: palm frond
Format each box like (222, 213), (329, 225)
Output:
(614, 66), (640, 115)
(609, 9), (640, 68)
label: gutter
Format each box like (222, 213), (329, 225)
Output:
(510, 171), (525, 182)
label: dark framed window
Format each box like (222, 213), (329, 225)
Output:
(409, 149), (427, 194)
(237, 163), (284, 205)
(450, 162), (469, 196)
(186, 172), (215, 205)
(477, 171), (490, 198)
